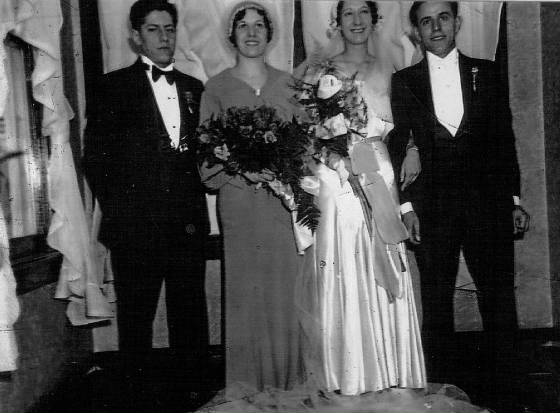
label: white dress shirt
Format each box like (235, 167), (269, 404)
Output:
(427, 48), (463, 137)
(141, 55), (181, 148)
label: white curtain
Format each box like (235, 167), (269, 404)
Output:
(1, 0), (114, 356)
(0, 0), (110, 372)
(0, 25), (18, 368)
(456, 2), (503, 61)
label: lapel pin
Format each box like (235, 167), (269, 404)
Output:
(183, 91), (194, 114)
(178, 135), (189, 153)
(471, 67), (479, 92)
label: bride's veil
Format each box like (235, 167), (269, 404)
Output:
(296, 1), (419, 76)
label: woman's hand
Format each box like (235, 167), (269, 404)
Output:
(269, 179), (297, 211)
(214, 143), (231, 161)
(242, 168), (276, 184)
(320, 148), (351, 185)
(400, 147), (421, 191)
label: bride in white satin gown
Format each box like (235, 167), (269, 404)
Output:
(296, 0), (426, 395)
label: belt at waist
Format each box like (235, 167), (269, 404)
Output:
(364, 136), (383, 143)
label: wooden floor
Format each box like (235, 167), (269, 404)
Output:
(30, 330), (560, 413)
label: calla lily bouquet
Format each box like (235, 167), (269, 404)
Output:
(292, 60), (368, 157)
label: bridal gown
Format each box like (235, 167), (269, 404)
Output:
(297, 76), (426, 395)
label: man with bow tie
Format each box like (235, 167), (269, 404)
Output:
(84, 0), (209, 383)
(388, 1), (530, 407)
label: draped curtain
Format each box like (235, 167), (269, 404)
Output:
(0, 0), (116, 370)
(0, 32), (17, 368)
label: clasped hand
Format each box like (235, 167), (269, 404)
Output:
(320, 148), (351, 185)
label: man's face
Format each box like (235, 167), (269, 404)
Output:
(132, 10), (176, 67)
(413, 2), (461, 58)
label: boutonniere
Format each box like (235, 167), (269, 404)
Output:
(182, 91), (195, 114)
(471, 66), (479, 92)
(178, 134), (190, 153)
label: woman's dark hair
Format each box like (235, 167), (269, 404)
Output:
(228, 6), (274, 47)
(409, 1), (458, 27)
(335, 1), (379, 27)
(130, 0), (178, 31)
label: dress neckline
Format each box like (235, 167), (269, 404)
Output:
(225, 66), (281, 97)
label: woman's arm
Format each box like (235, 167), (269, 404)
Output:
(198, 85), (235, 190)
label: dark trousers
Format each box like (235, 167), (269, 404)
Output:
(416, 205), (518, 386)
(111, 223), (208, 374)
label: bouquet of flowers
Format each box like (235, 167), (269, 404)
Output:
(292, 60), (368, 158)
(195, 106), (320, 231)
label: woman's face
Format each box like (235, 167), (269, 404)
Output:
(234, 8), (269, 59)
(339, 0), (373, 46)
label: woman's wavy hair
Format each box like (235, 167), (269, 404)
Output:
(335, 1), (379, 27)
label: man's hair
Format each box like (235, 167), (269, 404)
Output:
(409, 1), (458, 27)
(130, 0), (178, 31)
(335, 1), (379, 27)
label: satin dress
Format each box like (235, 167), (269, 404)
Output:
(297, 74), (426, 395)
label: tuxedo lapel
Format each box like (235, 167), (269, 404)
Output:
(131, 59), (167, 135)
(175, 74), (190, 139)
(175, 73), (199, 140)
(457, 53), (473, 135)
(410, 58), (435, 119)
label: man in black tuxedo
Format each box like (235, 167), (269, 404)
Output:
(389, 0), (530, 398)
(84, 0), (208, 378)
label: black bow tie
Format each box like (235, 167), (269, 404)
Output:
(145, 64), (175, 85)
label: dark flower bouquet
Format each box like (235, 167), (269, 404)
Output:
(195, 105), (320, 231)
(292, 60), (368, 157)
(196, 106), (280, 173)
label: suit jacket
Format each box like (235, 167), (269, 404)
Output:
(84, 58), (208, 249)
(388, 52), (520, 227)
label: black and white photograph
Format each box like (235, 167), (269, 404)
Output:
(0, 1), (557, 412)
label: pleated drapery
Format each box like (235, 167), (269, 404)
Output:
(0, 0), (114, 371)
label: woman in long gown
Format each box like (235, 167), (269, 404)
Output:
(199, 2), (303, 392)
(297, 0), (426, 395)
